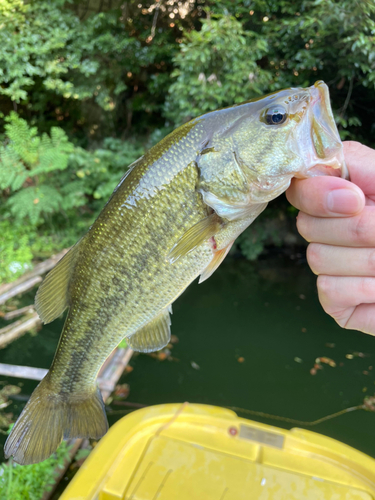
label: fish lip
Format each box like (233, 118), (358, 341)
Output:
(302, 81), (350, 181)
(309, 81), (323, 107)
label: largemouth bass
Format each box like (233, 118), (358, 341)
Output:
(5, 81), (347, 464)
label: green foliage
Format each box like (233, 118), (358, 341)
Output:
(236, 214), (283, 261)
(165, 14), (271, 122)
(0, 112), (76, 225)
(0, 0), (108, 104)
(0, 113), (73, 192)
(0, 113), (143, 281)
(0, 442), (71, 500)
(118, 338), (128, 349)
(0, 0), (181, 140)
(69, 137), (143, 202)
(0, 221), (34, 282)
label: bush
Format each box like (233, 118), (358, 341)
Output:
(0, 113), (143, 281)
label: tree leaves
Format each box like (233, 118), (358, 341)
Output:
(165, 14), (272, 123)
(7, 185), (63, 225)
(0, 113), (74, 195)
(0, 112), (143, 238)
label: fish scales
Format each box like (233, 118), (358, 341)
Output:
(5, 81), (348, 464)
(52, 124), (216, 393)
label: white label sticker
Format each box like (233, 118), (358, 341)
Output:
(239, 425), (284, 449)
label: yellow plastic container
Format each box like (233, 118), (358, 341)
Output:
(60, 403), (375, 500)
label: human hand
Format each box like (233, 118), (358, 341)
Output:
(286, 141), (375, 335)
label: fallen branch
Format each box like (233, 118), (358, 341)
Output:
(98, 347), (134, 400)
(0, 363), (47, 381)
(0, 277), (42, 306)
(0, 347), (134, 388)
(0, 312), (41, 348)
(3, 305), (35, 321)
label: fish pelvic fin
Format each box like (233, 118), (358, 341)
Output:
(126, 306), (172, 353)
(4, 375), (108, 465)
(168, 213), (223, 263)
(35, 241), (82, 324)
(199, 241), (234, 284)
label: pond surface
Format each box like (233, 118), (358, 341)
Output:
(1, 253), (375, 460)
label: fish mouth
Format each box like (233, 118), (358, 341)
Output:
(297, 81), (349, 180)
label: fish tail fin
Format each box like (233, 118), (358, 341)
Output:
(4, 375), (108, 465)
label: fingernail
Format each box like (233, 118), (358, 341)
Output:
(326, 189), (363, 214)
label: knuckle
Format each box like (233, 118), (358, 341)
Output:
(316, 275), (335, 314)
(358, 277), (375, 297)
(306, 243), (321, 274)
(343, 141), (362, 154)
(317, 275), (333, 297)
(296, 213), (311, 242)
(351, 211), (371, 245)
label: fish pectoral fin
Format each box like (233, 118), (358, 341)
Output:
(199, 241), (234, 284)
(35, 239), (82, 324)
(168, 213), (223, 263)
(126, 306), (172, 353)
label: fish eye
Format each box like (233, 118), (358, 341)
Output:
(265, 106), (288, 125)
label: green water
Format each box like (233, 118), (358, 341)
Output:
(1, 254), (375, 459)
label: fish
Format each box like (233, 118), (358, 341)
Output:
(4, 80), (347, 464)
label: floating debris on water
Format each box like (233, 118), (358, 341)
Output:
(325, 343), (335, 348)
(191, 361), (200, 370)
(316, 357), (336, 367)
(309, 356), (337, 374)
(363, 395), (375, 411)
(346, 351), (371, 359)
(238, 357), (245, 363)
(114, 384), (130, 399)
(294, 357), (303, 364)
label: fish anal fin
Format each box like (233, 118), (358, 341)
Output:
(35, 241), (82, 324)
(168, 213), (222, 263)
(127, 307), (172, 353)
(199, 241), (234, 283)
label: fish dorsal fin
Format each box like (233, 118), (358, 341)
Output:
(35, 241), (82, 324)
(126, 307), (172, 353)
(199, 241), (234, 284)
(168, 213), (223, 263)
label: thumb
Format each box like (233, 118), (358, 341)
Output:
(286, 176), (365, 217)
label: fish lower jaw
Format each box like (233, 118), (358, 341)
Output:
(306, 159), (347, 179)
